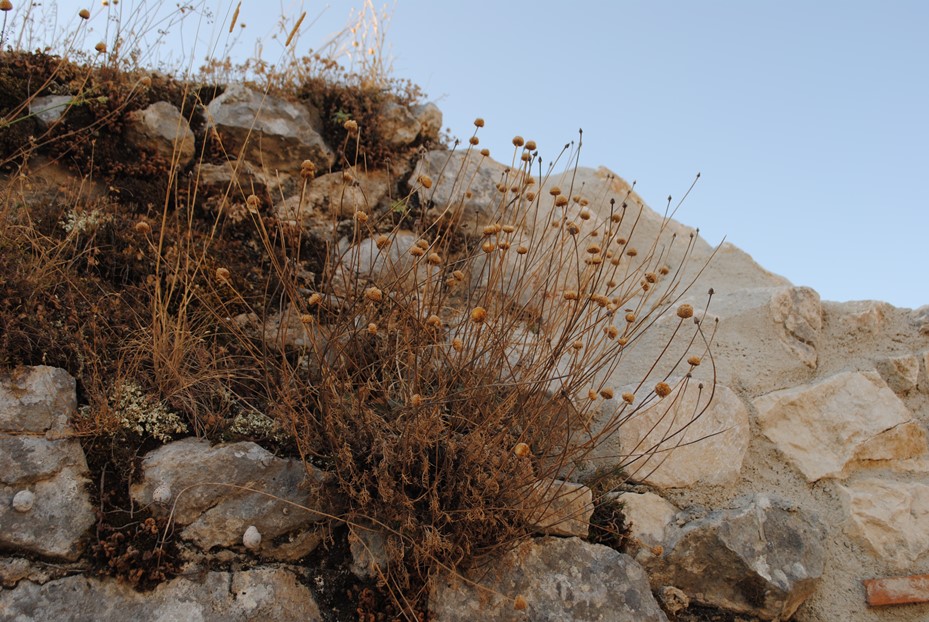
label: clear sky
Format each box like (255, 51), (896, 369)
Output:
(35, 1), (929, 308)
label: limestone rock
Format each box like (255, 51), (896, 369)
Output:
(770, 286), (822, 369)
(827, 299), (893, 334)
(207, 84), (333, 174)
(524, 479), (593, 538)
(0, 568), (322, 621)
(349, 525), (389, 580)
(412, 102), (442, 140)
(126, 101), (196, 168)
(648, 494), (826, 621)
(286, 170), (389, 219)
(913, 305), (929, 335)
(921, 350), (929, 394)
(130, 438), (339, 561)
(430, 537), (667, 621)
(411, 150), (514, 237)
(27, 95), (73, 127)
(584, 381), (749, 490)
(378, 101), (420, 147)
(876, 353), (920, 394)
(0, 367), (94, 561)
(840, 478), (929, 569)
(611, 491), (678, 563)
(753, 371), (927, 482)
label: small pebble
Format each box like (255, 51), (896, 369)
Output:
(12, 490), (35, 513)
(152, 483), (172, 505)
(243, 525), (262, 550)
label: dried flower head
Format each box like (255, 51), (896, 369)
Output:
(416, 239), (430, 250)
(215, 267), (231, 281)
(94, 41), (106, 53)
(300, 160), (316, 179)
(626, 248), (638, 257)
(622, 392), (635, 404)
(599, 388), (614, 399)
(549, 186), (562, 197)
(481, 241), (496, 253)
(572, 340), (584, 350)
(563, 290), (579, 301)
(645, 272), (657, 283)
(525, 140), (537, 150)
(513, 442), (531, 458)
(246, 194), (260, 213)
(625, 312), (636, 323)
(474, 117), (485, 127)
(366, 323), (377, 335)
(525, 191), (536, 201)
(514, 595), (528, 610)
(452, 337), (464, 352)
(427, 252), (442, 265)
(605, 325), (619, 338)
(688, 355), (702, 366)
(480, 148), (490, 157)
(512, 135), (525, 147)
(659, 265), (671, 275)
(79, 8), (90, 19)
(452, 270), (465, 281)
(301, 314), (315, 325)
(586, 244), (601, 254)
(134, 220), (151, 234)
(426, 314), (442, 328)
(410, 394), (423, 407)
(343, 119), (358, 133)
(655, 382), (672, 398)
(516, 245), (529, 255)
(579, 209), (591, 220)
(353, 210), (368, 223)
(410, 246), (426, 257)
(482, 224), (498, 236)
(469, 136), (480, 145)
(617, 337), (628, 346)
(501, 224), (516, 233)
(554, 195), (569, 207)
(470, 307), (487, 323)
(677, 304), (694, 319)
(307, 293), (322, 306)
(417, 174), (433, 189)
(520, 151), (532, 162)
(566, 222), (580, 236)
(364, 287), (383, 302)
(375, 235), (391, 249)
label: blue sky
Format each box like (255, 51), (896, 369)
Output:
(41, 1), (929, 308)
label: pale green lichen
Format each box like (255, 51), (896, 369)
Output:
(80, 381), (187, 443)
(59, 208), (110, 234)
(227, 410), (287, 443)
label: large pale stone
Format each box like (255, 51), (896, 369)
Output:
(288, 170), (389, 219)
(840, 478), (929, 569)
(378, 101), (420, 147)
(754, 371), (927, 482)
(0, 568), (321, 621)
(585, 381), (749, 489)
(126, 101), (196, 167)
(130, 439), (339, 561)
(611, 491), (678, 563)
(0, 366), (76, 437)
(647, 494), (826, 621)
(207, 84), (333, 174)
(770, 286), (822, 369)
(430, 537), (667, 621)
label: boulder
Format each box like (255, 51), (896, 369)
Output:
(378, 101), (420, 147)
(282, 169), (389, 220)
(207, 84), (333, 174)
(581, 381), (750, 490)
(826, 299), (893, 334)
(769, 286), (821, 369)
(125, 101), (196, 168)
(0, 367), (94, 561)
(753, 371), (928, 482)
(0, 568), (321, 621)
(611, 491), (678, 563)
(130, 438), (339, 561)
(411, 102), (443, 140)
(913, 305), (929, 335)
(647, 494), (826, 621)
(840, 478), (929, 569)
(430, 537), (668, 621)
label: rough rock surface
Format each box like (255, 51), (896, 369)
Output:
(753, 371), (927, 482)
(612, 491), (679, 563)
(876, 353), (920, 394)
(524, 479), (593, 538)
(840, 478), (929, 569)
(0, 568), (321, 621)
(286, 169), (389, 219)
(378, 101), (421, 147)
(648, 494), (826, 621)
(130, 438), (338, 560)
(27, 95), (73, 126)
(207, 84), (333, 173)
(126, 101), (196, 167)
(770, 286), (822, 369)
(0, 367), (94, 560)
(585, 381), (749, 489)
(430, 537), (668, 621)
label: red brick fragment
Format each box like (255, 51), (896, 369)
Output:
(864, 574), (929, 607)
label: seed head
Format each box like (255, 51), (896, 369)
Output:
(498, 240), (511, 250)
(353, 210), (368, 223)
(365, 322), (377, 335)
(579, 198), (589, 206)
(563, 290), (579, 301)
(588, 389), (598, 400)
(549, 186), (561, 197)
(307, 293), (322, 306)
(655, 382), (672, 398)
(470, 307), (487, 323)
(481, 241), (496, 253)
(520, 151), (531, 162)
(469, 136), (480, 145)
(452, 337), (463, 351)
(513, 442), (530, 458)
(605, 325), (619, 338)
(426, 314), (442, 328)
(659, 265), (671, 275)
(645, 272), (657, 283)
(512, 135), (525, 147)
(617, 337), (628, 346)
(579, 209), (591, 220)
(626, 248), (638, 257)
(566, 222), (580, 235)
(246, 194), (260, 213)
(625, 312), (636, 323)
(621, 392), (635, 404)
(525, 140), (537, 150)
(586, 244), (601, 254)
(215, 267), (231, 281)
(516, 245), (529, 255)
(554, 195), (568, 207)
(364, 287), (383, 302)
(474, 117), (485, 127)
(676, 304), (694, 319)
(410, 246), (426, 257)
(301, 314), (314, 325)
(375, 235), (391, 249)
(514, 595), (528, 610)
(525, 191), (536, 201)
(502, 224), (516, 233)
(416, 239), (429, 250)
(452, 270), (465, 281)
(300, 160), (316, 179)
(417, 174), (433, 189)
(134, 220), (151, 234)
(410, 394), (423, 407)
(343, 119), (358, 133)
(427, 252), (442, 265)
(95, 41), (107, 53)
(572, 340), (584, 350)
(480, 148), (490, 157)
(688, 355), (702, 366)
(79, 8), (90, 19)
(482, 224), (497, 236)
(599, 387), (614, 399)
